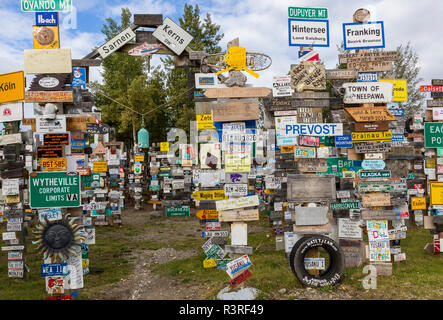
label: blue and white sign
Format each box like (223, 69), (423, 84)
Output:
(343, 21), (385, 50)
(288, 18), (329, 47)
(392, 134), (405, 142)
(388, 108), (405, 117)
(358, 72), (378, 82)
(276, 120), (343, 146)
(362, 160), (386, 170)
(335, 134), (353, 148)
(38, 208), (62, 222)
(72, 67), (86, 89)
(41, 263), (69, 277)
(35, 12), (58, 26)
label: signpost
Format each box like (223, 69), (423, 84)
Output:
(152, 17), (194, 55)
(97, 27), (136, 59)
(343, 82), (393, 104)
(343, 21), (385, 50)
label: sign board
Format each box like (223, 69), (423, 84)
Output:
(152, 17), (194, 55)
(352, 131), (392, 143)
(166, 206), (190, 217)
(335, 134), (353, 148)
(379, 79), (407, 102)
(160, 142), (169, 152)
(191, 190), (227, 201)
(288, 18), (329, 47)
(218, 209), (259, 222)
(326, 69), (358, 80)
(194, 73), (224, 89)
(343, 21), (385, 50)
(411, 197), (426, 210)
(338, 218), (362, 239)
(430, 182), (443, 205)
(196, 114), (215, 130)
(345, 106), (396, 122)
(25, 91), (73, 103)
(97, 27), (136, 59)
(204, 87), (271, 99)
(226, 255), (252, 279)
(30, 171), (81, 208)
(21, 0), (72, 12)
(287, 174), (335, 201)
(2, 179), (19, 196)
(0, 103), (23, 122)
(216, 195), (259, 211)
(359, 170), (391, 179)
(425, 123), (443, 148)
(212, 100), (260, 122)
(295, 207), (328, 226)
(0, 71), (25, 104)
(358, 72), (378, 82)
(0, 133), (22, 146)
(41, 158), (67, 171)
(36, 115), (66, 133)
(33, 26), (59, 49)
(362, 192), (391, 207)
(35, 12), (58, 26)
(343, 82), (393, 104)
(288, 7), (328, 19)
(223, 184), (248, 197)
(273, 76), (293, 97)
(431, 107), (443, 120)
(93, 161), (107, 173)
(72, 67), (87, 89)
(290, 63), (327, 91)
(339, 51), (397, 64)
(24, 48), (72, 74)
(43, 133), (69, 146)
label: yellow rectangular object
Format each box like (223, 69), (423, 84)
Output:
(203, 259), (217, 268)
(33, 26), (60, 49)
(351, 131), (392, 143)
(411, 196), (427, 210)
(134, 155), (144, 162)
(225, 153), (251, 173)
(41, 158), (67, 171)
(0, 71), (25, 103)
(430, 182), (443, 205)
(93, 161), (108, 173)
(379, 79), (407, 102)
(196, 114), (215, 130)
(160, 142), (169, 152)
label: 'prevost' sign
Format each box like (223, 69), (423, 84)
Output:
(153, 17), (194, 55)
(97, 27), (136, 59)
(21, 0), (71, 12)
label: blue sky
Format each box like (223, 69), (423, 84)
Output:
(1, 0), (442, 106)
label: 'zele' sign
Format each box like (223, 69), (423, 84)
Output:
(343, 82), (393, 104)
(152, 17), (193, 56)
(97, 27), (136, 59)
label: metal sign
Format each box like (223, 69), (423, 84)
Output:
(152, 17), (194, 55)
(343, 82), (393, 104)
(358, 72), (378, 82)
(360, 170), (391, 179)
(33, 26), (59, 49)
(288, 18), (329, 47)
(288, 7), (328, 19)
(335, 134), (353, 148)
(72, 67), (86, 89)
(43, 133), (69, 145)
(41, 158), (67, 171)
(36, 115), (66, 133)
(165, 206), (190, 217)
(224, 184), (248, 196)
(22, 0), (71, 12)
(362, 160), (386, 170)
(273, 76), (293, 97)
(40, 263), (69, 277)
(191, 190), (227, 201)
(330, 202), (360, 210)
(425, 123), (443, 148)
(379, 79), (407, 102)
(97, 27), (136, 59)
(26, 91), (73, 103)
(0, 71), (25, 104)
(351, 131), (392, 143)
(226, 255), (252, 279)
(35, 12), (58, 26)
(343, 21), (385, 50)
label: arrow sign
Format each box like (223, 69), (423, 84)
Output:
(196, 209), (219, 220)
(190, 190), (227, 201)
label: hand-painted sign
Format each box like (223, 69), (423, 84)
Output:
(294, 146), (316, 158)
(152, 17), (194, 55)
(290, 63), (327, 91)
(0, 71), (25, 104)
(411, 197), (426, 210)
(194, 73), (225, 89)
(216, 195), (259, 211)
(288, 19), (329, 47)
(346, 106), (396, 122)
(343, 21), (385, 50)
(218, 209), (259, 222)
(362, 193), (391, 207)
(343, 82), (393, 104)
(230, 269), (251, 288)
(202, 230), (229, 238)
(420, 86), (443, 92)
(26, 91), (73, 102)
(29, 171), (81, 208)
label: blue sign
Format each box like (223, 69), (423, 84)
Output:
(392, 134), (404, 142)
(388, 108), (405, 117)
(71, 139), (86, 150)
(41, 263), (69, 277)
(358, 72), (377, 82)
(362, 160), (386, 170)
(35, 12), (58, 26)
(72, 67), (87, 89)
(335, 134), (353, 148)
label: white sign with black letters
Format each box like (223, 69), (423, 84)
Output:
(273, 76), (293, 97)
(153, 17), (194, 55)
(343, 21), (385, 50)
(97, 27), (136, 59)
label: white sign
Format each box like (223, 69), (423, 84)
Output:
(2, 179), (20, 196)
(358, 72), (378, 82)
(225, 255), (252, 279)
(0, 103), (23, 122)
(272, 76), (293, 97)
(288, 19), (329, 47)
(195, 73), (225, 89)
(36, 115), (66, 133)
(274, 110), (297, 116)
(97, 27), (136, 59)
(0, 133), (22, 146)
(38, 208), (62, 222)
(224, 184), (248, 196)
(338, 218), (363, 239)
(216, 195), (259, 211)
(153, 17), (194, 55)
(343, 21), (385, 50)
(343, 82), (393, 104)
(432, 107), (443, 120)
(2, 232), (17, 241)
(304, 258), (325, 270)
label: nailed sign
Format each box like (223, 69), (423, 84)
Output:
(25, 91), (73, 103)
(216, 195), (259, 211)
(21, 0), (72, 12)
(362, 192), (391, 207)
(152, 17), (193, 55)
(343, 21), (385, 50)
(218, 209), (259, 222)
(97, 27), (136, 59)
(287, 174), (335, 201)
(351, 131), (392, 143)
(343, 82), (393, 104)
(290, 62), (326, 91)
(0, 71), (25, 104)
(24, 48), (72, 74)
(425, 123), (443, 148)
(0, 103), (23, 122)
(288, 18), (329, 47)
(345, 106), (396, 122)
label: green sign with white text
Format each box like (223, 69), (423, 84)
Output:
(166, 206), (190, 217)
(288, 7), (328, 19)
(425, 123), (443, 148)
(21, 0), (71, 12)
(30, 171), (81, 208)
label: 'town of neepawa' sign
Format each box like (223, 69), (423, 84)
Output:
(97, 27), (136, 59)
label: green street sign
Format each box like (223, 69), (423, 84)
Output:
(425, 123), (443, 148)
(166, 206), (190, 217)
(288, 7), (328, 19)
(21, 0), (72, 12)
(330, 202), (360, 210)
(438, 148), (443, 157)
(30, 171), (81, 208)
(360, 171), (391, 179)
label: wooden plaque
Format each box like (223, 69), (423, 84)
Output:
(287, 174), (336, 202)
(204, 87), (271, 98)
(212, 99), (259, 122)
(24, 48), (72, 74)
(345, 106), (396, 122)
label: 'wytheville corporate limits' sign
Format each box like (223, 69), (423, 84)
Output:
(343, 21), (385, 50)
(97, 27), (136, 59)
(29, 171), (81, 208)
(21, 0), (72, 12)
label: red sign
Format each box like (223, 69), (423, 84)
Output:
(230, 269), (251, 288)
(206, 221), (221, 231)
(434, 238), (442, 253)
(420, 86), (443, 92)
(413, 184), (423, 189)
(45, 296), (71, 300)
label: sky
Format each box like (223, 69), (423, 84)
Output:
(1, 0), (441, 110)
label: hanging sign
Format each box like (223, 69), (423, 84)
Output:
(152, 17), (194, 55)
(290, 63), (327, 91)
(343, 21), (385, 50)
(21, 0), (72, 12)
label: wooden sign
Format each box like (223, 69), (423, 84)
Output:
(326, 69), (358, 79)
(362, 192), (391, 207)
(351, 131), (392, 143)
(262, 97), (292, 111)
(196, 209), (219, 220)
(338, 218), (362, 239)
(297, 107), (323, 123)
(216, 195), (259, 211)
(353, 122), (389, 132)
(0, 133), (22, 146)
(41, 158), (67, 171)
(212, 99), (260, 122)
(204, 87), (271, 98)
(297, 158), (328, 172)
(0, 71), (25, 104)
(343, 82), (393, 104)
(218, 209), (259, 222)
(287, 174), (335, 201)
(25, 91), (73, 103)
(292, 91), (329, 99)
(346, 61), (392, 72)
(152, 17), (193, 56)
(295, 207), (328, 226)
(292, 99), (329, 108)
(43, 133), (69, 146)
(290, 62), (326, 91)
(362, 209), (406, 220)
(339, 51), (397, 64)
(97, 27), (136, 59)
(345, 106), (396, 122)
(427, 100), (443, 107)
(24, 48), (72, 74)
(29, 74), (70, 92)
(354, 142), (391, 153)
(191, 190), (227, 201)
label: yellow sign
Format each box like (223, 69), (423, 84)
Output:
(216, 46), (259, 78)
(225, 153), (251, 173)
(93, 161), (108, 173)
(160, 142), (169, 152)
(281, 145), (295, 153)
(6, 195), (20, 204)
(203, 259), (217, 268)
(191, 190), (227, 201)
(0, 71), (25, 104)
(33, 26), (60, 49)
(41, 158), (67, 171)
(196, 114), (215, 130)
(134, 155), (144, 162)
(430, 182), (443, 205)
(411, 196), (427, 210)
(379, 79), (407, 102)
(351, 131), (392, 143)
(196, 209), (219, 220)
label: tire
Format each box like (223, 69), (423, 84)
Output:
(291, 235), (345, 288)
(288, 234), (317, 275)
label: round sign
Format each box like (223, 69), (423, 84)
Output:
(35, 27), (55, 46)
(38, 77), (60, 89)
(353, 8), (370, 23)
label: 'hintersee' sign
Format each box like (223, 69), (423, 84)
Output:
(343, 82), (393, 104)
(288, 18), (329, 47)
(153, 17), (194, 55)
(97, 27), (136, 59)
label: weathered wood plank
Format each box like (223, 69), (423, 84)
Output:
(204, 87), (271, 98)
(133, 14), (163, 27)
(212, 99), (259, 122)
